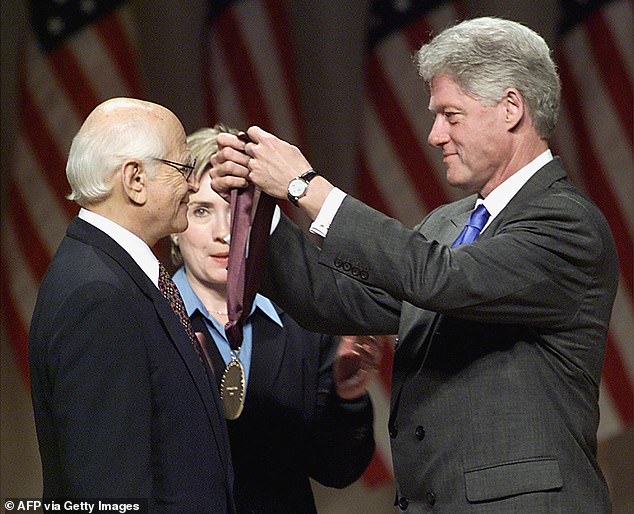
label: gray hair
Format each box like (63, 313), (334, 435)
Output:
(66, 102), (166, 206)
(415, 17), (560, 138)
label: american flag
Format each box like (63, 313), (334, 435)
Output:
(359, 0), (632, 488)
(359, 0), (468, 227)
(1, 0), (141, 386)
(202, 0), (304, 148)
(552, 0), (633, 438)
(202, 0), (309, 227)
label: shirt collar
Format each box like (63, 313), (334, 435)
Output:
(78, 208), (160, 286)
(171, 267), (283, 327)
(479, 149), (553, 228)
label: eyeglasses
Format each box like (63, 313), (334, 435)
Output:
(153, 157), (197, 181)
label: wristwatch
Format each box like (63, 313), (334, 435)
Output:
(287, 169), (318, 206)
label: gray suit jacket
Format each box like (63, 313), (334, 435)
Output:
(261, 159), (618, 513)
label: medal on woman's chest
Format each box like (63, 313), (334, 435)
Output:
(220, 353), (245, 420)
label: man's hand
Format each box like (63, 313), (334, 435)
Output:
(209, 126), (312, 201)
(334, 335), (384, 400)
(209, 131), (252, 201)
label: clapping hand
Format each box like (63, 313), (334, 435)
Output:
(334, 335), (384, 400)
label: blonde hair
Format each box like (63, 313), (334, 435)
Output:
(170, 123), (239, 266)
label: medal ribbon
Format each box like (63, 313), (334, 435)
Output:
(224, 184), (276, 351)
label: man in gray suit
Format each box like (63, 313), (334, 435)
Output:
(210, 17), (618, 514)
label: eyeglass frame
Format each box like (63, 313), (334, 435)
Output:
(152, 157), (197, 181)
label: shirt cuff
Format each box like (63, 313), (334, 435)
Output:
(270, 204), (281, 233)
(309, 188), (347, 237)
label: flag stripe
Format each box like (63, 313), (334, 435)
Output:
(202, 28), (245, 126)
(94, 11), (142, 95)
(603, 0), (634, 77)
(0, 222), (40, 327)
(362, 446), (393, 487)
(235, 0), (299, 141)
(603, 334), (634, 425)
(7, 180), (51, 283)
(367, 53), (448, 210)
(609, 283), (634, 373)
(584, 9), (633, 146)
(262, 0), (304, 143)
(24, 37), (84, 163)
(556, 51), (633, 297)
(363, 103), (426, 226)
(49, 45), (102, 120)
(214, 8), (272, 128)
(598, 381), (621, 439)
(14, 137), (70, 255)
(19, 83), (76, 218)
(358, 155), (394, 218)
(0, 256), (30, 384)
(71, 25), (136, 102)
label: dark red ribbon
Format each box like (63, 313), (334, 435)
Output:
(224, 184), (276, 350)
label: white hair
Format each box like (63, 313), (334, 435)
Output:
(66, 99), (167, 206)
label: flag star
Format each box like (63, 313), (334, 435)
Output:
(81, 0), (98, 15)
(394, 0), (411, 13)
(47, 16), (65, 36)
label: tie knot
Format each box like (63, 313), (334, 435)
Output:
(467, 204), (490, 231)
(451, 203), (491, 247)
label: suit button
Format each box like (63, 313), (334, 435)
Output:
(398, 497), (409, 510)
(360, 270), (369, 280)
(334, 258), (343, 268)
(351, 267), (360, 276)
(415, 426), (425, 440)
(426, 491), (436, 506)
(389, 426), (398, 438)
(343, 262), (351, 271)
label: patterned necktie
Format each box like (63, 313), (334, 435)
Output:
(158, 263), (205, 365)
(452, 204), (491, 247)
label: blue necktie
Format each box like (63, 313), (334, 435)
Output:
(452, 204), (490, 247)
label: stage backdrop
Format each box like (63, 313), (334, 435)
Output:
(2, 1), (631, 512)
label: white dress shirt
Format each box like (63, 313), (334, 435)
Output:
(78, 208), (160, 286)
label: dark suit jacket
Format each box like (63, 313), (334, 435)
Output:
(193, 306), (375, 514)
(260, 159), (618, 513)
(29, 217), (235, 513)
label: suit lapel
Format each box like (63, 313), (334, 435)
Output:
(391, 198), (474, 390)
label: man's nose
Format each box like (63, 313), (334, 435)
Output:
(428, 117), (449, 148)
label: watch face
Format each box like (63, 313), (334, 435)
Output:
(288, 178), (307, 197)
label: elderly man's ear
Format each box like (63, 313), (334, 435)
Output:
(122, 161), (147, 205)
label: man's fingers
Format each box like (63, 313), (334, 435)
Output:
(212, 146), (251, 174)
(216, 131), (247, 151)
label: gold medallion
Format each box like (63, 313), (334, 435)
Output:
(220, 357), (245, 420)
